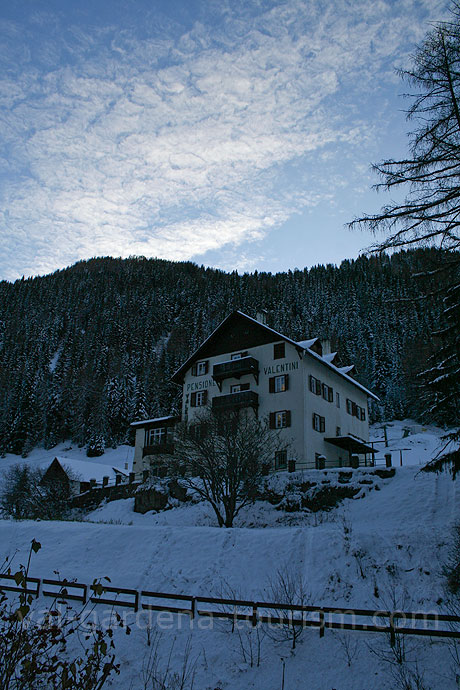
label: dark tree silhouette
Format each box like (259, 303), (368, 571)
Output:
(350, 3), (460, 472)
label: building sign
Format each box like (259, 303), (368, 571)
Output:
(263, 361), (299, 375)
(186, 378), (217, 392)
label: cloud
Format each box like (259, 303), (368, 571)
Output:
(0, 0), (447, 280)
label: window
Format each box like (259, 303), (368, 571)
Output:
(269, 374), (289, 393)
(147, 427), (166, 445)
(312, 413), (325, 433)
(275, 450), (287, 469)
(336, 426), (341, 437)
(322, 383), (333, 402)
(231, 351), (247, 360)
(273, 342), (285, 359)
(230, 382), (250, 393)
(336, 392), (340, 408)
(192, 360), (208, 376)
(309, 375), (321, 395)
(269, 410), (291, 429)
(346, 398), (366, 420)
(191, 390), (208, 407)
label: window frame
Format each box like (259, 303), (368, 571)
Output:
(230, 382), (250, 393)
(192, 360), (208, 376)
(274, 374), (287, 393)
(309, 375), (322, 396)
(275, 449), (287, 469)
(231, 351), (248, 360)
(191, 390), (208, 407)
(312, 413), (325, 433)
(147, 427), (167, 445)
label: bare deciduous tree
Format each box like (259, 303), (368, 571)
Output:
(174, 409), (289, 528)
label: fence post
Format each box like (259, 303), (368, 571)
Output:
(252, 603), (257, 627)
(129, 472), (135, 483)
(319, 610), (325, 638)
(134, 590), (139, 613)
(191, 597), (196, 620)
(102, 476), (109, 487)
(115, 474), (122, 486)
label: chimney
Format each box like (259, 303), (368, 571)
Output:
(256, 310), (268, 325)
(321, 339), (332, 356)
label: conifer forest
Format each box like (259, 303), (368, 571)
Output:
(0, 248), (453, 455)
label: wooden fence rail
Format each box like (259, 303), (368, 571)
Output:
(1, 574), (459, 645)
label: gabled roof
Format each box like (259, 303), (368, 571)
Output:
(171, 310), (304, 384)
(171, 310), (379, 400)
(44, 457), (127, 483)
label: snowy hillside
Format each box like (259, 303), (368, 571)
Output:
(0, 421), (459, 689)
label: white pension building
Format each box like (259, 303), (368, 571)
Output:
(132, 311), (378, 474)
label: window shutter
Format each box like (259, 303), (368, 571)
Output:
(320, 417), (325, 433)
(284, 374), (289, 391)
(312, 413), (316, 430)
(204, 361), (209, 374)
(191, 364), (197, 376)
(269, 412), (275, 429)
(269, 377), (275, 393)
(328, 387), (334, 402)
(286, 410), (291, 427)
(191, 392), (196, 407)
(316, 379), (321, 395)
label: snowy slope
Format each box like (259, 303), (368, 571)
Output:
(0, 423), (459, 689)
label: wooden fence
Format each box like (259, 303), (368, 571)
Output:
(1, 573), (459, 646)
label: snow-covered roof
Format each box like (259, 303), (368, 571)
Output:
(130, 415), (179, 427)
(297, 338), (318, 349)
(322, 352), (338, 364)
(338, 365), (355, 375)
(51, 458), (127, 483)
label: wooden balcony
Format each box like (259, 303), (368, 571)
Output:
(142, 443), (175, 458)
(212, 356), (259, 390)
(212, 390), (259, 412)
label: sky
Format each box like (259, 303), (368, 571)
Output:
(0, 0), (449, 282)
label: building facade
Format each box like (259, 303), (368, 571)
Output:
(132, 311), (378, 473)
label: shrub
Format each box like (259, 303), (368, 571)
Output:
(0, 540), (122, 689)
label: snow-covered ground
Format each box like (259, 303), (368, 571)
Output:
(0, 422), (459, 689)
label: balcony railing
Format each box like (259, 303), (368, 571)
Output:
(212, 390), (259, 412)
(212, 356), (259, 389)
(142, 443), (175, 457)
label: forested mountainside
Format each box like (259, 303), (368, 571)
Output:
(0, 249), (450, 455)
